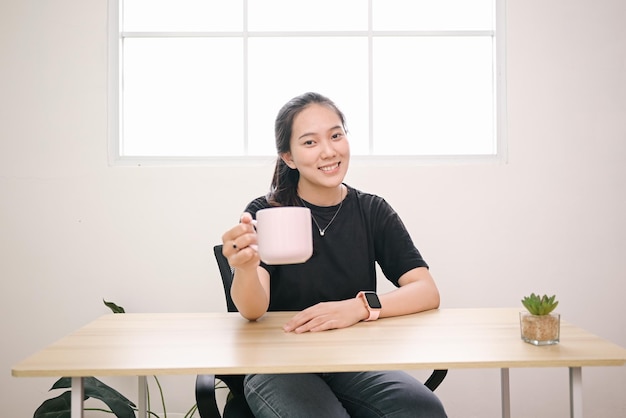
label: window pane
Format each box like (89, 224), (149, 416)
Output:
(248, 0), (367, 31)
(247, 37), (369, 155)
(373, 37), (495, 155)
(373, 0), (494, 31)
(115, 1), (502, 160)
(123, 0), (242, 32)
(122, 38), (244, 156)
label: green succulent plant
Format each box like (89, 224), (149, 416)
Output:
(521, 293), (559, 315)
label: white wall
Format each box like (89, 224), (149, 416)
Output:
(2, 1), (625, 417)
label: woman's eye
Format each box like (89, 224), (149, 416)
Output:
(303, 140), (315, 146)
(331, 133), (343, 140)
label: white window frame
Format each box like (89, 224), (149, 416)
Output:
(107, 0), (507, 167)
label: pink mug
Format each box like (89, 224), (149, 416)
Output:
(254, 207), (313, 265)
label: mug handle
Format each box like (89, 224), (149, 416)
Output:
(249, 219), (258, 251)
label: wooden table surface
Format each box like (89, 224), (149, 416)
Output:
(12, 308), (626, 378)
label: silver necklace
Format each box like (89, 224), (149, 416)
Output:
(299, 187), (345, 237)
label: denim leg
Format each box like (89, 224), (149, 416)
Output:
(244, 373), (351, 418)
(244, 371), (446, 418)
(323, 371), (448, 418)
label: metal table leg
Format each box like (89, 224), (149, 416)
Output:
(501, 368), (511, 418)
(71, 377), (84, 418)
(569, 367), (583, 418)
(138, 376), (148, 418)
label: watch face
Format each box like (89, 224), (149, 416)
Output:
(364, 292), (382, 309)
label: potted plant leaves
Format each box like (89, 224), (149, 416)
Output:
(520, 293), (560, 345)
(33, 300), (202, 417)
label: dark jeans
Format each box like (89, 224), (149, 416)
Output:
(244, 371), (447, 418)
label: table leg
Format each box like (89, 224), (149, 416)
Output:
(569, 367), (583, 418)
(71, 377), (84, 418)
(500, 368), (511, 418)
(138, 376), (148, 418)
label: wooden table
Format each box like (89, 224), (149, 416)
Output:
(12, 308), (626, 418)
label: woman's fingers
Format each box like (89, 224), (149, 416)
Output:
(222, 213), (259, 267)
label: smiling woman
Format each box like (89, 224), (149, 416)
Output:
(110, 0), (505, 162)
(280, 103), (351, 204)
(218, 92), (447, 417)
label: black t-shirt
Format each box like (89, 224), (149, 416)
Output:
(244, 184), (428, 311)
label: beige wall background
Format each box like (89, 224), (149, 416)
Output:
(2, 1), (625, 417)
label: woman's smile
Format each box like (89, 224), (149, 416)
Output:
(319, 162), (341, 173)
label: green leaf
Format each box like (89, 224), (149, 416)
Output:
(521, 293), (558, 315)
(37, 377), (136, 418)
(103, 299), (126, 313)
(34, 391), (74, 418)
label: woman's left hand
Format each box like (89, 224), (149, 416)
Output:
(283, 298), (368, 333)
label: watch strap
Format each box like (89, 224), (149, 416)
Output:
(357, 291), (381, 321)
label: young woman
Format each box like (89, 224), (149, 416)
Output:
(221, 92), (447, 417)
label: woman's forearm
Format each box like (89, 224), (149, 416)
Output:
(230, 266), (270, 320)
(379, 267), (440, 318)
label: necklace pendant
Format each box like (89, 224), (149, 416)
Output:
(299, 186), (345, 239)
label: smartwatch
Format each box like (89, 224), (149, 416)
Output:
(357, 291), (382, 321)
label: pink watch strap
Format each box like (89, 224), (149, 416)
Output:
(357, 291), (380, 321)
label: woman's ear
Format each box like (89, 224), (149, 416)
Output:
(281, 152), (297, 169)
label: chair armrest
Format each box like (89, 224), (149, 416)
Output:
(195, 374), (221, 418)
(424, 369), (448, 392)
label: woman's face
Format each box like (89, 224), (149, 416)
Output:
(281, 104), (350, 198)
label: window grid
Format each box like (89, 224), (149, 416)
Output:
(108, 1), (505, 165)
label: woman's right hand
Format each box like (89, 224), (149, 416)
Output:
(222, 212), (270, 320)
(221, 212), (260, 271)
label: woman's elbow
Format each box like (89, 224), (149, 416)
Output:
(234, 302), (268, 322)
(430, 288), (441, 309)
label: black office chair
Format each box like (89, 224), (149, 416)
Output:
(195, 245), (448, 418)
(195, 246), (254, 418)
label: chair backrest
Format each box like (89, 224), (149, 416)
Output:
(213, 245), (237, 312)
(212, 245), (249, 402)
